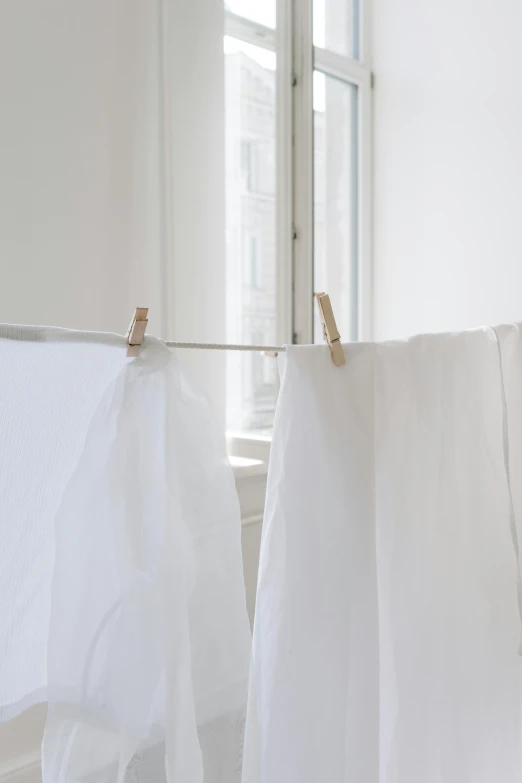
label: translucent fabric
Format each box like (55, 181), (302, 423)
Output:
(243, 327), (522, 783)
(0, 326), (251, 783)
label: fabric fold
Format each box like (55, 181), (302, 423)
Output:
(0, 328), (250, 783)
(492, 324), (522, 654)
(244, 328), (522, 783)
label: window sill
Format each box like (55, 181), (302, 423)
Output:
(228, 433), (270, 526)
(229, 454), (267, 479)
(227, 431), (271, 464)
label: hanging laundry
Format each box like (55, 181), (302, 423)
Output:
(243, 328), (522, 783)
(0, 326), (251, 783)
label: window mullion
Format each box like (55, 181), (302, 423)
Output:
(275, 0), (294, 345)
(224, 11), (276, 51)
(358, 0), (372, 68)
(357, 77), (373, 339)
(313, 47), (370, 86)
(291, 0), (314, 345)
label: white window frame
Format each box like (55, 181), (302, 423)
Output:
(292, 0), (373, 344)
(225, 0), (373, 463)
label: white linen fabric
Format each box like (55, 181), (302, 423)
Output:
(0, 325), (251, 783)
(243, 327), (522, 783)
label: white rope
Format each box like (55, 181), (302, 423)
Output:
(0, 323), (285, 353)
(164, 341), (285, 353)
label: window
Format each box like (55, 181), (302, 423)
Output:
(313, 74), (358, 342)
(225, 36), (278, 433)
(225, 0), (372, 434)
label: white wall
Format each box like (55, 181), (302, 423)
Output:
(0, 0), (227, 417)
(0, 1), (166, 337)
(372, 0), (522, 340)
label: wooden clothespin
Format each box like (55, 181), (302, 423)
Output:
(126, 307), (148, 357)
(315, 293), (346, 367)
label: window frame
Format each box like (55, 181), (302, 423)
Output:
(225, 0), (372, 346)
(292, 0), (373, 344)
(225, 0), (373, 460)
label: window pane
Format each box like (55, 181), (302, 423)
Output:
(225, 38), (278, 433)
(225, 0), (276, 29)
(313, 72), (358, 342)
(313, 0), (358, 58)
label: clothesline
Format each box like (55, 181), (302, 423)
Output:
(161, 290), (344, 365)
(165, 341), (284, 353)
(0, 291), (342, 361)
(0, 324), (285, 354)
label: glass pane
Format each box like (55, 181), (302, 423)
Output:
(313, 72), (358, 342)
(225, 38), (279, 433)
(225, 0), (276, 29)
(313, 0), (358, 58)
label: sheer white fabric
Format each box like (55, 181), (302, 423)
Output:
(243, 327), (522, 783)
(0, 326), (251, 783)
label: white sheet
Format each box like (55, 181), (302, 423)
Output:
(0, 326), (251, 783)
(244, 327), (522, 783)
